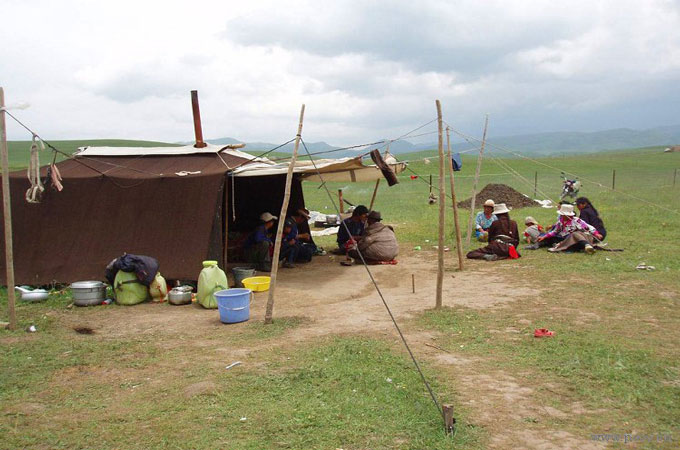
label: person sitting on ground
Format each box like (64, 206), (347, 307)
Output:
(279, 219), (300, 269)
(244, 212), (276, 271)
(466, 203), (520, 261)
(336, 205), (369, 253)
(538, 204), (603, 254)
(523, 216), (545, 246)
(290, 208), (324, 257)
(474, 199), (498, 242)
(346, 210), (398, 264)
(576, 197), (606, 241)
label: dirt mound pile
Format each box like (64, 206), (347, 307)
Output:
(458, 183), (538, 209)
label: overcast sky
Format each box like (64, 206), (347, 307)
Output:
(2, 0), (679, 145)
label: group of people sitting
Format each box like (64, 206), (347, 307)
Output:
(468, 197), (607, 260)
(335, 205), (399, 265)
(242, 204), (400, 271)
(243, 208), (321, 272)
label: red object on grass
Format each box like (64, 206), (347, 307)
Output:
(508, 245), (519, 259)
(410, 175), (418, 180)
(534, 328), (555, 338)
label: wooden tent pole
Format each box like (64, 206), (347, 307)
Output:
(223, 176), (229, 270)
(465, 114), (489, 245)
(435, 100), (445, 309)
(446, 127), (464, 271)
(265, 104), (305, 324)
(0, 87), (17, 330)
(369, 179), (380, 210)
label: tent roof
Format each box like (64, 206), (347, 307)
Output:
(75, 143), (251, 158)
(232, 154), (407, 182)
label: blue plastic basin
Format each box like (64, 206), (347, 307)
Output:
(215, 288), (251, 324)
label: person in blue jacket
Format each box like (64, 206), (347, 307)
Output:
(244, 212), (276, 271)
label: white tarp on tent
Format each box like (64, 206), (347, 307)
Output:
(75, 143), (251, 158)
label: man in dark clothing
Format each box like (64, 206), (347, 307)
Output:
(467, 203), (521, 260)
(244, 212), (276, 271)
(280, 219), (300, 268)
(337, 205), (369, 253)
(576, 197), (606, 240)
(290, 209), (319, 258)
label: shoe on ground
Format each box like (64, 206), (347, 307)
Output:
(282, 261), (296, 268)
(547, 247), (558, 253)
(482, 254), (499, 261)
(524, 243), (540, 250)
(584, 244), (595, 254)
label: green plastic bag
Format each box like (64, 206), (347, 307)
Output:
(197, 261), (228, 309)
(114, 270), (149, 306)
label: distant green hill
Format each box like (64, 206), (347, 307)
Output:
(5, 139), (178, 170)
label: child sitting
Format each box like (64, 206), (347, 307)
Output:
(523, 216), (544, 245)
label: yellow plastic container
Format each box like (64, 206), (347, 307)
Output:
(241, 276), (271, 292)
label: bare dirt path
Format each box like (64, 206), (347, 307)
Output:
(55, 250), (605, 450)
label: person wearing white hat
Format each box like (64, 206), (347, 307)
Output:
(474, 199), (498, 242)
(467, 203), (520, 261)
(538, 204), (603, 254)
(243, 212), (278, 271)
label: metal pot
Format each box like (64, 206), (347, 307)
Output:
(168, 288), (192, 305)
(70, 281), (106, 307)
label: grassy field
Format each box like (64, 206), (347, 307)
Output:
(1, 145), (679, 448)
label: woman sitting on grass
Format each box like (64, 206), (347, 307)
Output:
(538, 204), (603, 254)
(576, 197), (606, 240)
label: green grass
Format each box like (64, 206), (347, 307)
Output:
(0, 333), (481, 449)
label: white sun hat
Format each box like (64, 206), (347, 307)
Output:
(259, 212), (278, 222)
(493, 203), (511, 214)
(557, 204), (576, 216)
(483, 199), (495, 207)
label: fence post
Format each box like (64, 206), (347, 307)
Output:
(674, 168), (677, 188)
(534, 171), (537, 198)
(612, 169), (616, 190)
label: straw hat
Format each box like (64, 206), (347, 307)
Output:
(260, 212), (278, 222)
(525, 216), (537, 225)
(483, 199), (495, 208)
(493, 203), (510, 214)
(557, 204), (576, 216)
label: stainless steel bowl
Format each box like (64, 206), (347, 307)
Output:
(70, 280), (106, 306)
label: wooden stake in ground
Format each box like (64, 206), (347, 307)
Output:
(446, 127), (464, 271)
(369, 179), (380, 210)
(465, 114), (489, 245)
(443, 404), (456, 434)
(264, 104), (305, 324)
(338, 189), (344, 213)
(435, 100), (445, 309)
(0, 87), (17, 331)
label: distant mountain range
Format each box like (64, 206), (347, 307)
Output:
(197, 124), (680, 157)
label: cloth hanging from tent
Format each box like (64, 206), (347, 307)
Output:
(105, 253), (160, 287)
(452, 153), (462, 171)
(370, 149), (399, 186)
(25, 135), (45, 203)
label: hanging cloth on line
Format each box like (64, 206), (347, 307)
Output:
(451, 152), (462, 171)
(25, 135), (45, 203)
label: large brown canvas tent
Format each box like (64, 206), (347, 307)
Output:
(1, 144), (405, 284)
(0, 144), (307, 284)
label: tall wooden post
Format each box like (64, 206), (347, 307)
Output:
(191, 90), (207, 148)
(223, 177), (229, 270)
(612, 169), (616, 190)
(265, 104), (305, 324)
(446, 127), (464, 271)
(369, 179), (380, 210)
(465, 115), (489, 245)
(674, 168), (677, 188)
(534, 171), (538, 198)
(338, 189), (344, 213)
(0, 87), (17, 330)
(435, 100), (445, 309)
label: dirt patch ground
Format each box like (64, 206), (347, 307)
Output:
(458, 183), (539, 209)
(46, 249), (611, 449)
